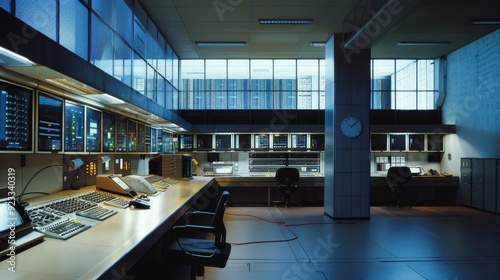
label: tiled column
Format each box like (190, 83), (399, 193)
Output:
(324, 34), (370, 219)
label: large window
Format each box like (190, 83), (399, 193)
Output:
(180, 59), (325, 110)
(8, 0), (180, 111)
(371, 59), (437, 110)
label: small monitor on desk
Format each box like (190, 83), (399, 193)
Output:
(0, 199), (41, 257)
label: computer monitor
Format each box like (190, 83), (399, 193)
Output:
(0, 199), (33, 252)
(0, 81), (33, 152)
(86, 107), (101, 152)
(64, 101), (84, 152)
(37, 92), (63, 152)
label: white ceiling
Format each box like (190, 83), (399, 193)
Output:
(139, 0), (500, 59)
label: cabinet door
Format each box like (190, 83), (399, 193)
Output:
(460, 158), (472, 207)
(472, 159), (484, 209)
(484, 159), (496, 212)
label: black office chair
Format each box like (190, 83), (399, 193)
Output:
(165, 191), (231, 280)
(386, 166), (412, 207)
(273, 167), (300, 207)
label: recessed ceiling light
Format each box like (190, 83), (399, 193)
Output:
(470, 19), (500, 25)
(195, 41), (246, 47)
(259, 19), (314, 25)
(311, 42), (326, 47)
(397, 41), (450, 46)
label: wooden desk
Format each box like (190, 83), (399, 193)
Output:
(0, 177), (213, 280)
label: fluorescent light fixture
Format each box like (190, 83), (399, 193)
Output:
(195, 41), (246, 47)
(471, 19), (500, 25)
(311, 42), (326, 47)
(259, 19), (314, 25)
(0, 46), (34, 66)
(86, 93), (125, 105)
(397, 41), (450, 46)
(45, 78), (100, 94)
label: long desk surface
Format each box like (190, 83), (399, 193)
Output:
(0, 176), (213, 280)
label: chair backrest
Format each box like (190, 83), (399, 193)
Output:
(275, 167), (300, 187)
(212, 191), (230, 246)
(386, 166), (412, 189)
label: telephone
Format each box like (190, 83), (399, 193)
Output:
(121, 175), (158, 195)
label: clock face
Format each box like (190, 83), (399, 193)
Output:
(340, 116), (363, 138)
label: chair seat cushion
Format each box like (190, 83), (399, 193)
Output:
(167, 237), (231, 268)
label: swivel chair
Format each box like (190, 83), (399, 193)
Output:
(386, 166), (412, 207)
(165, 191), (231, 279)
(273, 167), (300, 207)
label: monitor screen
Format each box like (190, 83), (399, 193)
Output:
(215, 134), (231, 150)
(86, 107), (101, 152)
(37, 92), (63, 151)
(116, 116), (127, 152)
(102, 111), (115, 152)
(64, 101), (84, 151)
(0, 81), (33, 151)
(127, 119), (137, 152)
(0, 199), (33, 252)
(179, 134), (193, 150)
(137, 122), (145, 152)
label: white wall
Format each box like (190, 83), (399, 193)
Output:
(442, 29), (500, 176)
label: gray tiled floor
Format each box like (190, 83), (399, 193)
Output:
(202, 206), (500, 280)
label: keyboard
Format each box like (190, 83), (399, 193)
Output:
(27, 208), (63, 228)
(78, 191), (117, 203)
(36, 218), (90, 240)
(103, 197), (130, 208)
(76, 206), (117, 221)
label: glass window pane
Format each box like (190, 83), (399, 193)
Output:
(91, 14), (114, 76)
(59, 0), (89, 60)
(157, 35), (167, 79)
(92, 0), (114, 28)
(116, 0), (133, 44)
(395, 60), (417, 90)
(16, 0), (57, 41)
(146, 65), (156, 100)
(394, 91), (416, 109)
(298, 59), (319, 91)
(319, 59), (325, 91)
(133, 3), (147, 58)
(181, 60), (205, 91)
(146, 17), (158, 69)
(156, 77), (166, 107)
(114, 36), (133, 87)
(166, 44), (173, 83)
(1, 0), (11, 12)
(418, 59), (434, 91)
(173, 52), (179, 89)
(228, 60), (249, 109)
(133, 51), (146, 94)
(274, 60), (296, 109)
(251, 60), (272, 109)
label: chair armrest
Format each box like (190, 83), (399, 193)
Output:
(172, 224), (218, 236)
(187, 211), (215, 217)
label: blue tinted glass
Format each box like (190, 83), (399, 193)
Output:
(114, 36), (133, 87)
(91, 14), (114, 76)
(116, 0), (133, 44)
(92, 0), (114, 28)
(16, 0), (57, 41)
(59, 0), (89, 60)
(0, 0), (11, 12)
(132, 51), (146, 95)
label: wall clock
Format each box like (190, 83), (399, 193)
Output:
(340, 116), (363, 138)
